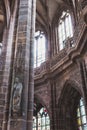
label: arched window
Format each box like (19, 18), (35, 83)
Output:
(77, 98), (87, 130)
(33, 107), (50, 130)
(34, 31), (46, 68)
(58, 11), (73, 50)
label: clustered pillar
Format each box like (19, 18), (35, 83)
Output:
(1, 0), (36, 130)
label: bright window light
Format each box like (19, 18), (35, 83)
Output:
(34, 31), (46, 68)
(58, 11), (73, 50)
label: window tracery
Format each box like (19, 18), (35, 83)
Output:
(34, 31), (46, 68)
(33, 107), (50, 130)
(58, 11), (73, 50)
(77, 98), (87, 130)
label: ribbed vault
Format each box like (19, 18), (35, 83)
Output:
(36, 0), (75, 32)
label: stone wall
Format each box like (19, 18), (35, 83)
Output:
(34, 20), (87, 130)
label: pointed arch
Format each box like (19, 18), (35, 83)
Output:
(61, 79), (83, 98)
(34, 94), (50, 116)
(57, 79), (82, 130)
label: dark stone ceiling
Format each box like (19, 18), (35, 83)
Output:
(36, 0), (74, 32)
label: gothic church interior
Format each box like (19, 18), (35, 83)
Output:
(0, 0), (87, 130)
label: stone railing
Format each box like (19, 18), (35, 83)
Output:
(34, 61), (50, 76)
(34, 18), (86, 77)
(50, 49), (67, 67)
(73, 18), (86, 46)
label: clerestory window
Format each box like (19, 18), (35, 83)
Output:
(33, 107), (50, 130)
(34, 31), (46, 68)
(58, 11), (73, 50)
(77, 98), (87, 130)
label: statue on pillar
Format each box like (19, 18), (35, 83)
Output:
(12, 77), (23, 115)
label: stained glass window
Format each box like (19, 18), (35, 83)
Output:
(33, 107), (50, 130)
(34, 31), (46, 68)
(58, 11), (73, 50)
(77, 98), (87, 130)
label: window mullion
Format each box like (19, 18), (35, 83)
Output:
(79, 105), (84, 130)
(58, 11), (73, 50)
(36, 116), (38, 130)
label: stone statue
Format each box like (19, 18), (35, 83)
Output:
(12, 77), (23, 114)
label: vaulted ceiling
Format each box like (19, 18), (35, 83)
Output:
(0, 0), (74, 34)
(36, 0), (74, 32)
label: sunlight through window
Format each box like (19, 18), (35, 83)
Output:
(58, 11), (73, 50)
(33, 107), (50, 130)
(34, 31), (46, 68)
(77, 98), (87, 130)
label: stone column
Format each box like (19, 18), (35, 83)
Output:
(77, 59), (87, 118)
(47, 29), (51, 59)
(5, 0), (36, 130)
(27, 0), (36, 129)
(1, 1), (18, 130)
(50, 80), (57, 130)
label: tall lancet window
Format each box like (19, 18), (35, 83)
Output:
(34, 31), (46, 68)
(33, 107), (50, 130)
(58, 11), (73, 50)
(77, 98), (87, 130)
